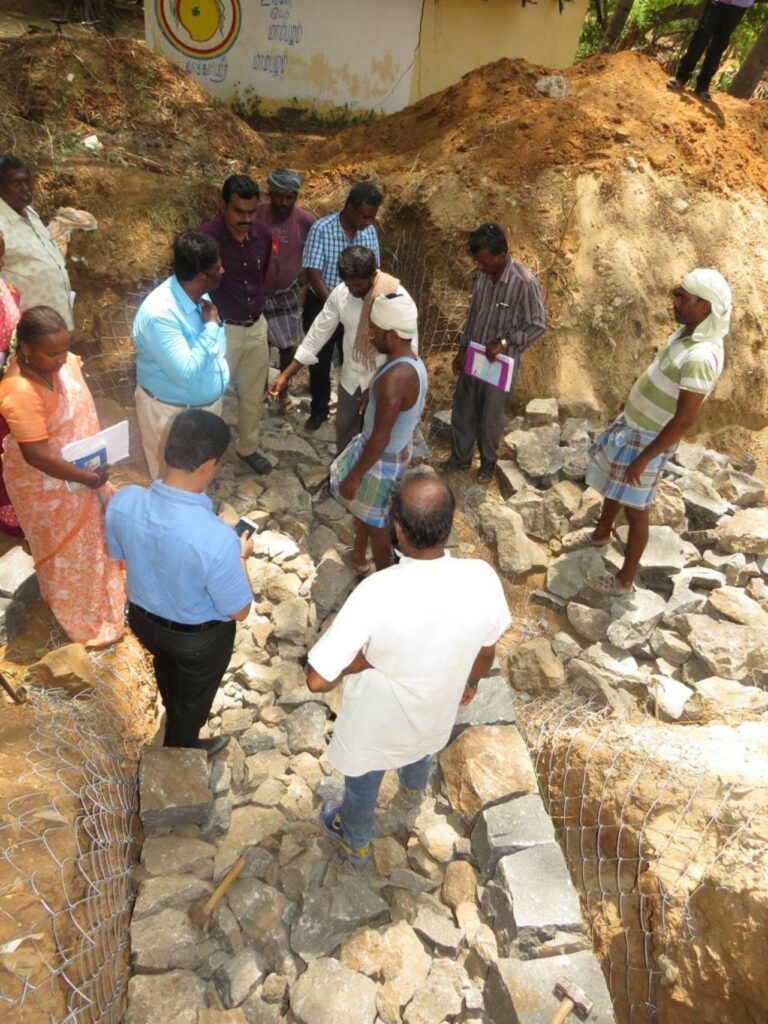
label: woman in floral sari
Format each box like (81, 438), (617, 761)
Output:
(0, 306), (125, 647)
(0, 228), (24, 537)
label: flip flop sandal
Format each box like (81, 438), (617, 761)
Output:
(350, 558), (370, 577)
(586, 574), (635, 596)
(566, 527), (613, 549)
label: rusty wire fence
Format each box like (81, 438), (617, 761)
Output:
(516, 694), (767, 1024)
(0, 643), (155, 1024)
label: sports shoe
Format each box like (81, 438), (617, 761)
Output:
(304, 413), (329, 432)
(237, 450), (272, 475)
(398, 784), (427, 805)
(320, 799), (371, 865)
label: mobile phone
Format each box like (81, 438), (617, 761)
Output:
(234, 516), (258, 538)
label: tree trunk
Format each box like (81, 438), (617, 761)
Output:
(729, 21), (768, 98)
(602, 0), (636, 49)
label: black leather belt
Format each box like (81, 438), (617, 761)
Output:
(224, 315), (262, 327)
(140, 385), (217, 409)
(130, 603), (222, 633)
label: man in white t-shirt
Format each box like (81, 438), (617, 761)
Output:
(306, 473), (511, 864)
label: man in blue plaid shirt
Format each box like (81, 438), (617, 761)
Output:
(301, 181), (382, 431)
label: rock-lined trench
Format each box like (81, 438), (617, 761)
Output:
(124, 392), (768, 1024)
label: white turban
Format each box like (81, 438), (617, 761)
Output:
(681, 268), (732, 346)
(370, 290), (418, 339)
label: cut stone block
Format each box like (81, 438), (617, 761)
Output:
(452, 675), (516, 737)
(130, 907), (204, 973)
(482, 845), (584, 957)
(0, 546), (40, 605)
(525, 397), (559, 425)
(125, 970), (206, 1024)
(484, 952), (615, 1024)
(139, 748), (212, 831)
(291, 883), (389, 960)
(412, 906), (465, 956)
(471, 795), (557, 880)
(141, 835), (216, 878)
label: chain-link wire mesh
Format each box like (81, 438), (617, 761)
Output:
(516, 694), (767, 1024)
(0, 643), (155, 1024)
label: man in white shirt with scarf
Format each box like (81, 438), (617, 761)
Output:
(305, 473), (511, 865)
(267, 245), (417, 454)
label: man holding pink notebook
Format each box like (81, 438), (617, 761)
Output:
(445, 223), (546, 483)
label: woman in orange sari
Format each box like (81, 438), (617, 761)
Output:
(0, 228), (24, 537)
(0, 306), (125, 647)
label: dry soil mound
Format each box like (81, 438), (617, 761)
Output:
(291, 51), (768, 445)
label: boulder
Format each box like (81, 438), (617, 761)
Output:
(133, 876), (213, 921)
(513, 424), (562, 480)
(505, 636), (565, 694)
(677, 470), (731, 527)
(707, 586), (768, 628)
(412, 906), (465, 955)
(402, 958), (468, 1024)
(251, 530), (300, 563)
(649, 628), (692, 666)
(271, 597), (309, 641)
(291, 883), (389, 960)
(130, 907), (205, 972)
(718, 508), (768, 555)
(290, 959), (377, 1024)
(713, 468), (765, 508)
(226, 878), (287, 944)
(452, 674), (516, 735)
(569, 487), (602, 529)
(648, 478), (686, 530)
(285, 702), (327, 757)
(141, 836), (216, 878)
(311, 552), (355, 620)
(484, 952), (614, 1024)
(258, 475), (311, 515)
(28, 643), (98, 696)
(478, 502), (549, 577)
(566, 603), (610, 642)
(496, 460), (530, 498)
(646, 675), (694, 720)
(213, 949), (267, 1008)
(441, 860), (478, 910)
(525, 397), (559, 425)
(546, 547), (606, 600)
(439, 725), (536, 822)
(683, 614), (768, 682)
(606, 589), (667, 650)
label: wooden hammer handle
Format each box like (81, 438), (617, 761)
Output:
(550, 997), (576, 1024)
(202, 857), (246, 915)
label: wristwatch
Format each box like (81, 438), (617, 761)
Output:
(498, 338), (510, 352)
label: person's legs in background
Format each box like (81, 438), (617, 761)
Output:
(695, 3), (747, 94)
(231, 318), (271, 473)
(335, 384), (363, 455)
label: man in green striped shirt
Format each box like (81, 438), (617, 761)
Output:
(584, 269), (731, 595)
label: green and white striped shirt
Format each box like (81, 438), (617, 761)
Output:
(624, 329), (724, 434)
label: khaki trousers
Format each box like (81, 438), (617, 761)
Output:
(226, 317), (269, 454)
(135, 386), (223, 480)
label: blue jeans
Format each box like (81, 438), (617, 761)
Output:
(339, 755), (433, 850)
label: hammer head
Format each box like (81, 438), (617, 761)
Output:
(187, 902), (212, 932)
(554, 978), (593, 1020)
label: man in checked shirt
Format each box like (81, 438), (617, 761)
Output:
(445, 223), (546, 483)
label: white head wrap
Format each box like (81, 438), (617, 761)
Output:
(370, 290), (418, 339)
(680, 268), (731, 345)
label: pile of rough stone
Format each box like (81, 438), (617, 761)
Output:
(124, 406), (615, 1024)
(476, 398), (768, 722)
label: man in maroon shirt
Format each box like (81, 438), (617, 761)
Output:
(255, 169), (315, 412)
(200, 175), (273, 475)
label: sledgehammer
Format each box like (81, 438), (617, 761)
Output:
(548, 977), (594, 1023)
(188, 856), (246, 931)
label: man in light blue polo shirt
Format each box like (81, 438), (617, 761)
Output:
(106, 410), (252, 756)
(133, 231), (230, 479)
(301, 181), (382, 431)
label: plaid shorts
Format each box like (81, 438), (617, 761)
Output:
(585, 415), (671, 510)
(330, 434), (411, 528)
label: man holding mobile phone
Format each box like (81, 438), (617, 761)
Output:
(106, 410), (253, 756)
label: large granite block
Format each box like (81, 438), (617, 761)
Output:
(485, 952), (615, 1024)
(139, 748), (212, 831)
(451, 675), (517, 737)
(471, 795), (556, 880)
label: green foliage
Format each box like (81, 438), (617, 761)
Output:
(576, 16), (604, 60)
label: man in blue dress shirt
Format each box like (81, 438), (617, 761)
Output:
(106, 410), (253, 756)
(301, 181), (382, 431)
(133, 231), (229, 479)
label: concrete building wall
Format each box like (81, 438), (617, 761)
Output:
(145, 0), (587, 114)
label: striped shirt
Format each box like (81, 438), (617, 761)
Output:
(624, 329), (724, 434)
(463, 258), (546, 360)
(302, 212), (380, 293)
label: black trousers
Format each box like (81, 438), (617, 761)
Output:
(676, 0), (747, 92)
(129, 604), (236, 748)
(303, 291), (344, 420)
(451, 372), (513, 467)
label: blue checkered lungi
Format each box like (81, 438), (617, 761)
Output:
(330, 434), (411, 528)
(585, 415), (670, 510)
